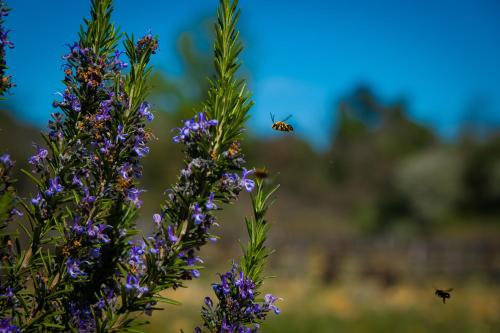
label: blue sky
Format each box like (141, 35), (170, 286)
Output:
(5, 0), (500, 149)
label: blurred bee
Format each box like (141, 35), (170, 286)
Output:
(435, 288), (453, 304)
(271, 113), (293, 132)
(254, 167), (269, 180)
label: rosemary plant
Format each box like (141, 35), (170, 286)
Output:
(142, 0), (253, 292)
(197, 179), (281, 332)
(0, 0), (280, 332)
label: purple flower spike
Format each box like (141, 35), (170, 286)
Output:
(203, 264), (280, 330)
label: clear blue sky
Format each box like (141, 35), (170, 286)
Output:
(5, 0), (500, 149)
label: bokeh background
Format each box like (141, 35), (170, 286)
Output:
(1, 0), (500, 332)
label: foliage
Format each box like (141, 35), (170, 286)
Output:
(0, 0), (279, 332)
(197, 179), (281, 332)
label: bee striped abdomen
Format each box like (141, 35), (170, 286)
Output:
(272, 121), (293, 132)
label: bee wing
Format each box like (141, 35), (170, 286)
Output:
(270, 113), (275, 123)
(282, 114), (293, 122)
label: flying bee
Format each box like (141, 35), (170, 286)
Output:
(271, 113), (294, 132)
(254, 167), (269, 180)
(435, 288), (453, 304)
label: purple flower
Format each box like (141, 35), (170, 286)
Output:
(97, 298), (106, 310)
(28, 145), (48, 166)
(172, 112), (218, 143)
(119, 163), (132, 180)
(54, 90), (81, 113)
(128, 242), (146, 266)
(0, 318), (21, 333)
(185, 255), (203, 267)
(133, 139), (150, 157)
(1, 287), (16, 304)
(220, 172), (243, 194)
(96, 108), (111, 122)
(205, 192), (217, 210)
(99, 139), (113, 154)
(152, 213), (162, 227)
(125, 274), (139, 291)
(125, 274), (148, 297)
(63, 42), (80, 59)
(86, 223), (110, 243)
(0, 29), (14, 49)
(167, 225), (178, 243)
(240, 168), (255, 192)
(67, 301), (95, 333)
(31, 192), (42, 206)
(113, 50), (128, 70)
(221, 318), (232, 332)
(89, 247), (101, 259)
(220, 274), (231, 295)
(126, 187), (144, 208)
(235, 271), (255, 299)
(0, 153), (13, 168)
(197, 112), (218, 128)
(10, 208), (22, 217)
(45, 177), (64, 196)
(72, 175), (83, 187)
(191, 203), (205, 225)
(139, 102), (154, 122)
(66, 258), (86, 278)
(116, 124), (127, 141)
(203, 264), (280, 331)
(71, 216), (85, 235)
(81, 188), (96, 205)
(265, 294), (281, 314)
